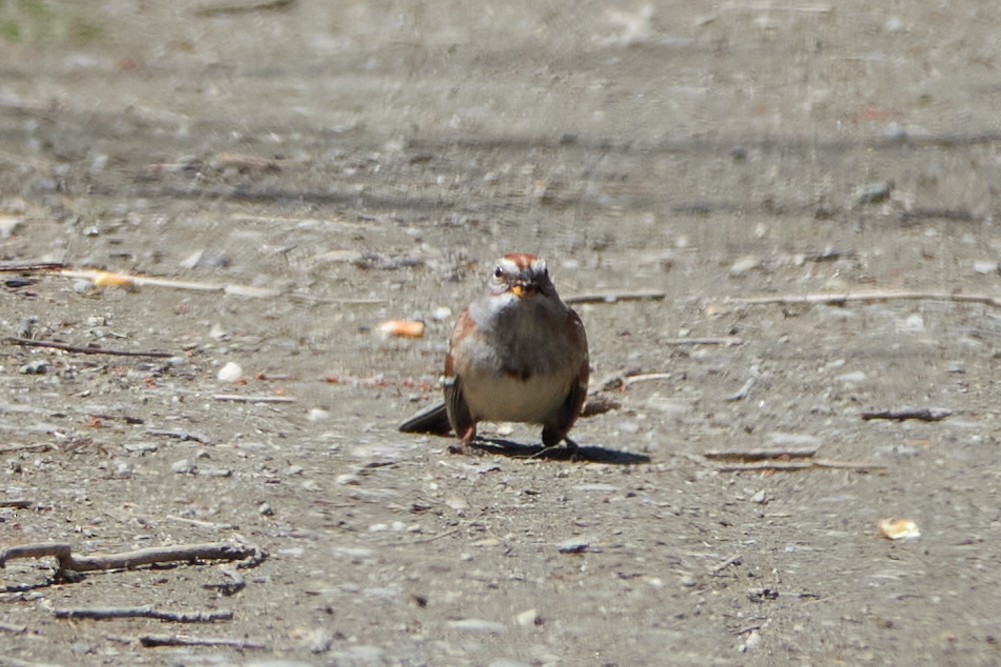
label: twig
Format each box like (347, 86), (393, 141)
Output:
(212, 394), (296, 403)
(53, 606), (232, 623)
(662, 336), (742, 346)
(0, 499), (32, 509)
(195, 0), (296, 17)
(724, 376), (756, 401)
(167, 515), (238, 530)
(714, 459), (885, 472)
(4, 337), (174, 359)
(861, 407), (951, 422)
(412, 529), (461, 544)
(0, 540), (266, 572)
(711, 554), (743, 574)
(138, 634), (266, 649)
(703, 447), (818, 461)
(565, 289), (666, 304)
(146, 428), (210, 443)
(729, 290), (1001, 310)
(0, 262), (64, 273)
(622, 372), (673, 386)
(0, 443), (51, 454)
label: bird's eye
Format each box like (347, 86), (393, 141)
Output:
(494, 266), (504, 279)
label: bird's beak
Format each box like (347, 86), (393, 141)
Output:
(510, 282), (539, 298)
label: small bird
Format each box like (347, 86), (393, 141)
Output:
(400, 253), (589, 454)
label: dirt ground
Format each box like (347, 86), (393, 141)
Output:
(3, 1), (1001, 665)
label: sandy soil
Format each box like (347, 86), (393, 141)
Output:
(3, 1), (1001, 665)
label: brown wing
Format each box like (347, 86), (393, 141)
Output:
(443, 327), (475, 440)
(542, 308), (589, 446)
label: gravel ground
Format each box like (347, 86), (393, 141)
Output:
(2, 1), (1001, 665)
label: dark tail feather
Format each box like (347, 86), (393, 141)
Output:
(399, 402), (452, 435)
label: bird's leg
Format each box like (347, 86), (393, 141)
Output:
(448, 424), (478, 455)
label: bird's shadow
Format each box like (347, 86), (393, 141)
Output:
(471, 438), (651, 464)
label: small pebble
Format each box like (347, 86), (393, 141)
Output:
(430, 306), (453, 321)
(729, 255), (760, 277)
(515, 608), (540, 627)
(307, 408), (330, 422)
(259, 502), (274, 516)
(217, 361), (243, 382)
(557, 538), (591, 554)
(447, 618), (508, 634)
(741, 629), (762, 652)
(974, 260), (998, 275)
(171, 459), (196, 474)
(124, 442), (158, 454)
(750, 490), (767, 504)
(18, 360), (48, 375)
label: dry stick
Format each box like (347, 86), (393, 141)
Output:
(146, 428), (210, 443)
(213, 394), (297, 403)
(0, 622), (28, 634)
(861, 407), (951, 422)
(4, 337), (174, 359)
(565, 289), (666, 304)
(0, 499), (32, 509)
(711, 554), (743, 574)
(661, 336), (743, 346)
(714, 459), (886, 473)
(138, 634), (266, 649)
(703, 446), (819, 461)
(731, 290), (1001, 310)
(0, 541), (265, 571)
(0, 262), (64, 273)
(53, 606), (232, 623)
(0, 443), (51, 454)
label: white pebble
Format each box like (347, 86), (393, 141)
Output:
(217, 361), (243, 382)
(974, 260), (998, 275)
(515, 608), (540, 627)
(171, 459), (195, 474)
(430, 306), (453, 321)
(729, 255), (760, 277)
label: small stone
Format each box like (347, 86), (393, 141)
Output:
(855, 181), (894, 205)
(18, 360), (48, 375)
(124, 442), (158, 454)
(259, 502), (274, 516)
(557, 538), (591, 554)
(430, 306), (453, 321)
(0, 215), (24, 238)
(515, 608), (541, 627)
(750, 490), (767, 504)
(217, 361), (243, 382)
(447, 618), (508, 634)
(974, 260), (998, 275)
(729, 255), (760, 277)
(741, 629), (762, 651)
(898, 314), (925, 333)
(307, 407), (330, 422)
(171, 459), (196, 474)
(837, 371), (866, 384)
